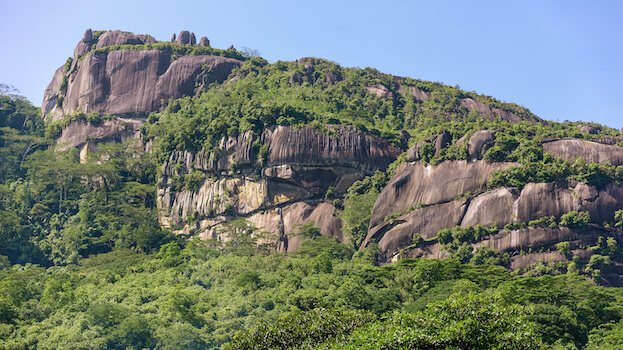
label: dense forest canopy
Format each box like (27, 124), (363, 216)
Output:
(1, 35), (623, 348)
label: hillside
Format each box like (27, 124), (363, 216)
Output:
(0, 29), (622, 348)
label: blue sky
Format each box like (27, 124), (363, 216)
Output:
(1, 0), (621, 129)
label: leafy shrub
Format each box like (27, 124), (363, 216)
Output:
(559, 211), (591, 229)
(556, 242), (571, 259)
(615, 209), (623, 228)
(64, 57), (73, 72)
(60, 75), (68, 91)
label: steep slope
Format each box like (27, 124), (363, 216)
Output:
(40, 30), (623, 282)
(43, 30), (243, 122)
(157, 125), (402, 251)
(363, 127), (623, 285)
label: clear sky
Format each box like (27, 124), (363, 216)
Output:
(1, 0), (621, 129)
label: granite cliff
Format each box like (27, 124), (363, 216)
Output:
(362, 130), (623, 285)
(43, 30), (242, 122)
(41, 30), (623, 283)
(157, 125), (403, 251)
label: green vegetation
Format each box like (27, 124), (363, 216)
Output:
(0, 244), (621, 349)
(489, 156), (623, 190)
(46, 111), (116, 139)
(3, 38), (623, 349)
(85, 40), (246, 61)
(229, 294), (540, 349)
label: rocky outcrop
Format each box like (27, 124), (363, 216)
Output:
(246, 201), (345, 252)
(95, 31), (154, 50)
(467, 130), (497, 160)
(366, 84), (394, 99)
(42, 30), (243, 122)
(406, 131), (451, 162)
(43, 51), (242, 122)
(199, 37), (210, 47)
(579, 125), (599, 134)
(262, 125), (400, 171)
(460, 98), (492, 116)
(369, 160), (515, 229)
(365, 158), (623, 262)
(398, 85), (430, 102)
(177, 31), (191, 45)
(543, 139), (623, 166)
(399, 225), (623, 284)
(56, 118), (144, 151)
(158, 125), (403, 240)
(594, 136), (623, 145)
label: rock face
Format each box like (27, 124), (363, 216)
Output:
(467, 130), (497, 160)
(42, 30), (243, 122)
(366, 84), (394, 99)
(365, 140), (623, 263)
(56, 118), (144, 151)
(406, 131), (451, 161)
(199, 37), (210, 47)
(157, 125), (403, 246)
(402, 225), (623, 285)
(369, 160), (515, 229)
(543, 139), (623, 166)
(43, 52), (242, 122)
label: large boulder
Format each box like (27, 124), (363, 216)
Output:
(366, 84), (394, 99)
(460, 98), (491, 115)
(406, 131), (451, 162)
(177, 31), (191, 45)
(398, 85), (430, 102)
(56, 118), (144, 151)
(199, 36), (210, 47)
(579, 125), (599, 134)
(468, 130), (497, 159)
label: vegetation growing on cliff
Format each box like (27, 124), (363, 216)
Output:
(4, 36), (623, 349)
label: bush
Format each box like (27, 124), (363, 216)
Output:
(60, 75), (68, 91)
(560, 211), (591, 229)
(556, 242), (571, 259)
(615, 209), (623, 228)
(64, 57), (73, 72)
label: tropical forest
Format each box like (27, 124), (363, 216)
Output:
(0, 29), (622, 349)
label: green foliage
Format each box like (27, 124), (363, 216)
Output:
(83, 39), (246, 62)
(340, 171), (389, 249)
(225, 308), (376, 350)
(559, 211), (591, 229)
(585, 320), (623, 349)
(557, 242), (572, 259)
(326, 294), (540, 350)
(63, 57), (73, 72)
(59, 75), (68, 91)
(489, 157), (623, 190)
(615, 209), (623, 228)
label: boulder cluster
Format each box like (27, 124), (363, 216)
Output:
(170, 30), (210, 47)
